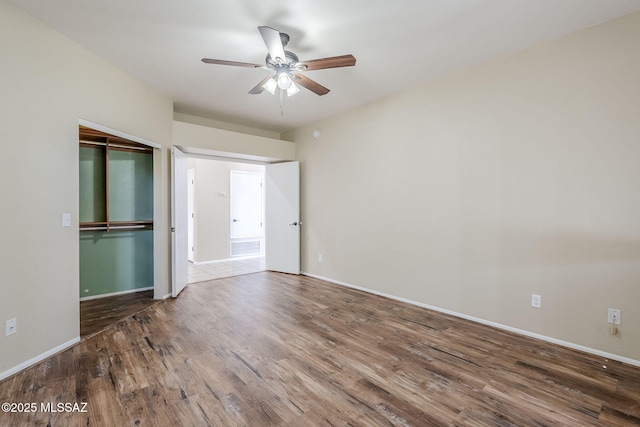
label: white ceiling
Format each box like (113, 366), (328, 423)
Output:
(9, 0), (640, 133)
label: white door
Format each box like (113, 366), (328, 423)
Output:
(187, 169), (195, 262)
(230, 171), (263, 238)
(265, 161), (300, 274)
(171, 147), (189, 297)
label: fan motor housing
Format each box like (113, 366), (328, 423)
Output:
(266, 50), (299, 69)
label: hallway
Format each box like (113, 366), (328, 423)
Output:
(187, 256), (265, 283)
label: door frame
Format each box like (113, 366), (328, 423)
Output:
(170, 146), (298, 297)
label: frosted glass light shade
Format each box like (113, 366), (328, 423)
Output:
(277, 73), (292, 90)
(286, 83), (300, 97)
(263, 77), (277, 95)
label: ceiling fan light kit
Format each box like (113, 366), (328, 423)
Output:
(285, 81), (300, 96)
(202, 26), (356, 99)
(262, 77), (277, 95)
(276, 72), (292, 90)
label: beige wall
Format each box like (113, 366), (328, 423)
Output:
(174, 112), (280, 140)
(173, 120), (294, 162)
(284, 12), (640, 361)
(188, 159), (264, 262)
(0, 1), (173, 376)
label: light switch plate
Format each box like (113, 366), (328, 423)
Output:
(62, 213), (71, 227)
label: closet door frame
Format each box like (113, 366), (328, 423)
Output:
(79, 119), (163, 300)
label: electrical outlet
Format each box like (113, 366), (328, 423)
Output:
(5, 318), (17, 336)
(531, 294), (542, 308)
(608, 308), (621, 325)
(318, 254), (323, 262)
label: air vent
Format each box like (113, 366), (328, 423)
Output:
(231, 240), (261, 256)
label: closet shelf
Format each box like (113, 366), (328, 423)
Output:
(79, 220), (153, 232)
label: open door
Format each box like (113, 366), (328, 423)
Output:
(265, 161), (300, 274)
(187, 168), (195, 262)
(171, 146), (188, 296)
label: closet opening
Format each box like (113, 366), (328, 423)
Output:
(78, 125), (157, 338)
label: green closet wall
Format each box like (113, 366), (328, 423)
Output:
(109, 150), (154, 221)
(79, 143), (154, 298)
(79, 147), (106, 222)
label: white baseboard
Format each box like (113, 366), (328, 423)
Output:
(302, 272), (640, 368)
(193, 254), (264, 265)
(79, 286), (154, 302)
(0, 337), (80, 382)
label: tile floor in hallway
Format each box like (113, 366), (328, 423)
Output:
(188, 255), (265, 283)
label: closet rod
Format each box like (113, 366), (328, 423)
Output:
(80, 225), (153, 232)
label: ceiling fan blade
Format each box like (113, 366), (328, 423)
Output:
(293, 74), (330, 96)
(248, 75), (273, 94)
(201, 58), (262, 68)
(298, 54), (356, 71)
(258, 26), (286, 64)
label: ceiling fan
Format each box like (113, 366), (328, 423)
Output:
(202, 26), (356, 97)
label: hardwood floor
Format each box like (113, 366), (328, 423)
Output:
(80, 290), (157, 338)
(1, 272), (639, 426)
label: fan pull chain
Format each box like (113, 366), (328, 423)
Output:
(280, 90), (284, 116)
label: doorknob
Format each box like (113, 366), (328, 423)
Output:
(289, 221), (298, 226)
(232, 219), (239, 222)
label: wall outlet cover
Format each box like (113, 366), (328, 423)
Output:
(5, 318), (17, 336)
(531, 294), (542, 308)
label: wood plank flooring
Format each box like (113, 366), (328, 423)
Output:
(1, 272), (639, 426)
(80, 290), (157, 338)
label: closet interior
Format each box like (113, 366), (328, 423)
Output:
(78, 126), (155, 335)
